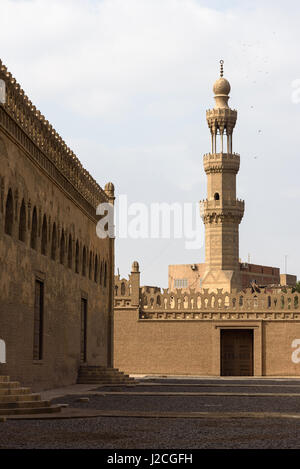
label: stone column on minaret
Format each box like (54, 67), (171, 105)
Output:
(200, 61), (244, 293)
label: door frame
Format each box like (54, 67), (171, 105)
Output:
(212, 323), (263, 377)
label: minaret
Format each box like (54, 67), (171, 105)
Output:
(200, 61), (244, 292)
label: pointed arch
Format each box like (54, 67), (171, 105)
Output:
(82, 246), (87, 277)
(100, 260), (103, 286)
(41, 214), (47, 255)
(94, 254), (99, 282)
(68, 234), (72, 269)
(19, 199), (26, 242)
(30, 207), (38, 250)
(75, 240), (80, 273)
(104, 261), (107, 287)
(60, 229), (65, 264)
(4, 188), (13, 236)
(51, 223), (57, 260)
(89, 251), (93, 280)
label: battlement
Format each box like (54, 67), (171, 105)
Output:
(200, 198), (244, 214)
(206, 108), (237, 116)
(0, 59), (108, 219)
(203, 152), (240, 161)
(140, 287), (300, 319)
(114, 265), (300, 321)
(203, 152), (240, 173)
(114, 276), (132, 298)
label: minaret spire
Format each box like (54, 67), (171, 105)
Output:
(220, 59), (224, 78)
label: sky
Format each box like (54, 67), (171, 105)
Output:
(1, 0), (300, 286)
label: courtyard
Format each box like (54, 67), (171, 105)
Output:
(1, 378), (300, 449)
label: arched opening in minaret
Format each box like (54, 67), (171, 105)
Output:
(214, 193), (220, 201)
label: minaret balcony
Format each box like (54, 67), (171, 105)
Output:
(200, 198), (245, 223)
(206, 108), (237, 135)
(203, 153), (240, 174)
(206, 108), (237, 125)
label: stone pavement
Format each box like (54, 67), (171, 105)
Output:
(0, 376), (300, 421)
(2, 378), (300, 448)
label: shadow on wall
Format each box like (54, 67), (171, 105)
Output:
(0, 340), (6, 363)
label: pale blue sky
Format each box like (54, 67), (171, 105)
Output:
(1, 0), (300, 286)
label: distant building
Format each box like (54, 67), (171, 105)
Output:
(168, 262), (289, 292)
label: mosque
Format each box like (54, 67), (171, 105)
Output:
(114, 63), (300, 377)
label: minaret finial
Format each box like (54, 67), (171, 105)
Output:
(220, 60), (224, 78)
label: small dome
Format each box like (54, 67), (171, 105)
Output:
(213, 77), (231, 96)
(131, 261), (140, 273)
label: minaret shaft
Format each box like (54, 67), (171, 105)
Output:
(200, 63), (244, 292)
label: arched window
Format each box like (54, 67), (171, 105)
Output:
(115, 285), (118, 296)
(41, 215), (47, 255)
(82, 246), (87, 276)
(60, 229), (65, 264)
(89, 252), (93, 279)
(214, 193), (220, 201)
(75, 240), (79, 274)
(68, 234), (72, 269)
(4, 189), (13, 236)
(94, 255), (98, 282)
(104, 261), (107, 287)
(51, 223), (57, 260)
(121, 282), (125, 296)
(19, 199), (26, 242)
(30, 207), (38, 250)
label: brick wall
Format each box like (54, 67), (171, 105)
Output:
(114, 307), (300, 377)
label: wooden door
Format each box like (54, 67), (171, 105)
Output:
(221, 329), (253, 376)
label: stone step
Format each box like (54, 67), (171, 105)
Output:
(0, 376), (60, 416)
(78, 375), (134, 381)
(0, 400), (51, 409)
(79, 366), (125, 372)
(79, 366), (119, 371)
(78, 370), (129, 376)
(0, 376), (10, 383)
(0, 382), (20, 389)
(0, 387), (31, 396)
(77, 366), (135, 385)
(0, 394), (41, 403)
(0, 406), (61, 416)
(77, 383), (135, 387)
(79, 368), (125, 375)
(78, 372), (127, 378)
(77, 379), (135, 385)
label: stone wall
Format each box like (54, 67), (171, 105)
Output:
(0, 126), (113, 391)
(114, 267), (300, 377)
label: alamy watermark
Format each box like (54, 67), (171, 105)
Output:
(0, 79), (6, 104)
(291, 79), (300, 104)
(292, 339), (300, 364)
(0, 339), (5, 363)
(96, 195), (204, 250)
